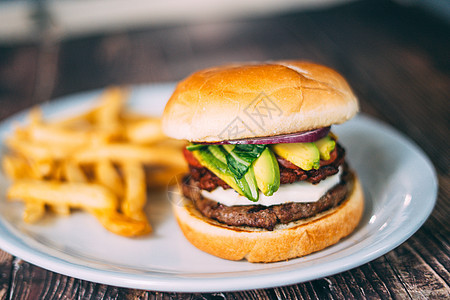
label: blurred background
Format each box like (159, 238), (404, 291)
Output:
(0, 0), (448, 120)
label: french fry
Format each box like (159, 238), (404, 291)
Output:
(49, 108), (97, 128)
(28, 107), (43, 126)
(5, 135), (76, 161)
(2, 155), (30, 180)
(23, 202), (45, 223)
(156, 139), (188, 149)
(28, 123), (111, 148)
(94, 87), (128, 137)
(95, 160), (124, 197)
(122, 161), (147, 221)
(63, 161), (88, 183)
(28, 159), (53, 179)
(146, 166), (188, 189)
(3, 86), (188, 237)
(93, 210), (151, 237)
(7, 180), (118, 212)
(51, 162), (64, 181)
(97, 87), (127, 121)
(120, 111), (147, 122)
(74, 144), (186, 168)
(49, 204), (71, 216)
(48, 161), (86, 216)
(3, 153), (55, 181)
(125, 118), (166, 144)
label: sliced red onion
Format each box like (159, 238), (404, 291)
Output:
(201, 127), (330, 145)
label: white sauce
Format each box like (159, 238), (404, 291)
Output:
(201, 167), (342, 206)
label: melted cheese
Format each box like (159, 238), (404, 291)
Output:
(201, 168), (342, 206)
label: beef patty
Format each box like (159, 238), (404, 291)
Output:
(182, 164), (354, 231)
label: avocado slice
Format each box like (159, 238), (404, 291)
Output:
(253, 148), (280, 196)
(315, 135), (336, 161)
(192, 148), (240, 191)
(271, 142), (320, 170)
(207, 145), (227, 164)
(238, 166), (259, 202)
(192, 148), (259, 201)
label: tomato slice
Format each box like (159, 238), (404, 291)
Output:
(183, 148), (203, 168)
(320, 148), (338, 167)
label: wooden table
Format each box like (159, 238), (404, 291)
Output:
(0, 0), (448, 298)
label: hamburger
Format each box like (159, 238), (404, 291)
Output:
(162, 61), (364, 263)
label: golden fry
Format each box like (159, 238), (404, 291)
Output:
(50, 161), (85, 216)
(125, 118), (166, 144)
(49, 204), (71, 216)
(11, 123), (29, 139)
(63, 161), (88, 183)
(51, 162), (64, 181)
(3, 86), (189, 237)
(2, 154), (54, 180)
(74, 144), (186, 168)
(49, 108), (97, 128)
(23, 201), (45, 223)
(2, 155), (30, 180)
(122, 161), (147, 219)
(146, 165), (188, 189)
(97, 87), (128, 121)
(28, 107), (43, 126)
(120, 111), (146, 122)
(51, 161), (86, 215)
(95, 160), (124, 197)
(28, 159), (53, 179)
(7, 180), (118, 212)
(28, 123), (110, 148)
(94, 87), (128, 137)
(5, 135), (76, 161)
(156, 139), (188, 149)
(93, 210), (151, 237)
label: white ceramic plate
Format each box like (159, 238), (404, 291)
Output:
(0, 84), (437, 292)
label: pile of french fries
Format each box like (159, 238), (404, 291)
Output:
(2, 87), (187, 237)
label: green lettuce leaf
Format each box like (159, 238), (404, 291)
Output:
(223, 144), (266, 179)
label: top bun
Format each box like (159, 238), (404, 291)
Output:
(162, 61), (359, 142)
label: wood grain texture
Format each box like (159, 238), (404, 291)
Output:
(0, 0), (448, 299)
(0, 250), (13, 300)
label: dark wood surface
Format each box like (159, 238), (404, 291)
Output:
(0, 0), (449, 298)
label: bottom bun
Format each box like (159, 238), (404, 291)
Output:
(173, 173), (364, 263)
